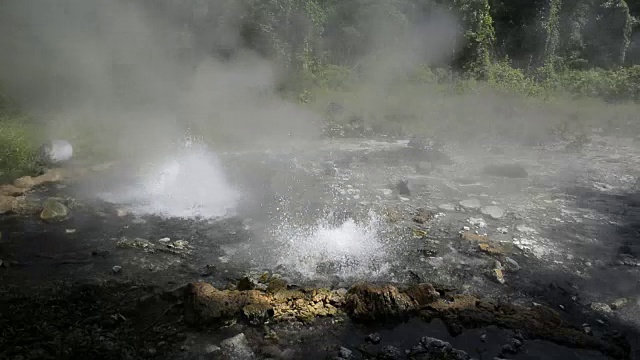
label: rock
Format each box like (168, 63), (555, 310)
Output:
(479, 243), (506, 256)
(438, 204), (455, 212)
(40, 199), (69, 222)
(158, 237), (171, 243)
(377, 345), (404, 359)
(0, 195), (17, 214)
(366, 333), (382, 345)
(0, 184), (27, 196)
(459, 199), (481, 210)
(610, 298), (628, 310)
(413, 208), (434, 224)
(220, 333), (256, 360)
(13, 176), (35, 189)
(37, 139), (73, 164)
(112, 265), (122, 274)
(481, 206), (504, 219)
(116, 209), (129, 217)
(504, 257), (520, 272)
(337, 347), (354, 359)
(416, 161), (434, 173)
(396, 180), (411, 196)
(516, 224), (537, 234)
(467, 217), (487, 228)
(345, 283), (439, 321)
(590, 302), (612, 314)
(243, 303), (274, 325)
(237, 277), (257, 291)
(408, 337), (471, 360)
(266, 278), (288, 293)
(117, 237), (153, 250)
(481, 163), (528, 179)
(497, 227), (509, 234)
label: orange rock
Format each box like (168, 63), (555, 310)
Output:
(0, 184), (27, 196)
(13, 176), (35, 189)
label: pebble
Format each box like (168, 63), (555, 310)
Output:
(112, 265), (122, 274)
(365, 333), (381, 344)
(468, 217), (487, 228)
(497, 227), (509, 234)
(481, 206), (505, 219)
(503, 257), (519, 271)
(338, 347), (353, 359)
(438, 203), (456, 212)
(158, 237), (171, 243)
(516, 224), (537, 234)
(610, 298), (628, 310)
(459, 199), (481, 210)
(590, 302), (612, 314)
(220, 333), (256, 360)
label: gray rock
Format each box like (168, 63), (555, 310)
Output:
(516, 224), (537, 234)
(504, 257), (520, 272)
(40, 199), (69, 222)
(337, 347), (354, 359)
(409, 337), (471, 360)
(366, 333), (381, 345)
(396, 180), (411, 196)
(610, 298), (629, 310)
(220, 333), (256, 360)
(438, 203), (456, 212)
(481, 206), (504, 219)
(590, 302), (612, 314)
(112, 265), (122, 274)
(459, 199), (481, 210)
(377, 345), (404, 359)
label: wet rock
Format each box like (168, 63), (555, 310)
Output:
(0, 184), (27, 196)
(112, 265), (122, 274)
(481, 163), (528, 179)
(337, 347), (355, 359)
(479, 243), (507, 256)
(492, 267), (506, 284)
(266, 278), (288, 293)
(481, 206), (504, 220)
(610, 298), (629, 310)
(345, 283), (439, 322)
(117, 237), (153, 250)
(438, 204), (455, 212)
(0, 195), (17, 214)
(515, 224), (537, 234)
(590, 302), (612, 314)
(220, 333), (256, 360)
(366, 332), (382, 345)
(40, 198), (69, 222)
(504, 257), (520, 272)
(413, 208), (434, 224)
(13, 176), (36, 189)
(408, 337), (471, 360)
(467, 217), (487, 228)
(396, 180), (411, 196)
(459, 199), (481, 210)
(377, 345), (404, 359)
(243, 303), (274, 325)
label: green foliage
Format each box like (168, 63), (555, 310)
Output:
(0, 115), (38, 181)
(544, 65), (640, 101)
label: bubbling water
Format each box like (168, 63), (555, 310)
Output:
(98, 138), (241, 219)
(274, 211), (390, 279)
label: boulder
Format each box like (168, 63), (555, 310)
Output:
(344, 283), (439, 322)
(0, 195), (17, 214)
(40, 199), (69, 222)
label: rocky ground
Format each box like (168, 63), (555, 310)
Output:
(1, 130), (640, 359)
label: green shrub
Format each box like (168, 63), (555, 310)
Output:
(0, 115), (38, 181)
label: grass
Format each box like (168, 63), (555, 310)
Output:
(0, 113), (39, 182)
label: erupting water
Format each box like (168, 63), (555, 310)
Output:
(274, 211), (390, 279)
(98, 140), (241, 219)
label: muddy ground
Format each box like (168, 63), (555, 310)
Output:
(1, 131), (640, 359)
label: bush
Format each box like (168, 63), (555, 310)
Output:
(0, 115), (38, 181)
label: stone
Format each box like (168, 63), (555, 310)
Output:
(481, 206), (505, 219)
(377, 345), (404, 359)
(504, 257), (520, 272)
(366, 333), (381, 345)
(220, 333), (256, 360)
(40, 199), (69, 222)
(396, 180), (411, 196)
(345, 283), (439, 321)
(590, 302), (612, 314)
(468, 217), (487, 228)
(409, 337), (471, 360)
(610, 298), (628, 310)
(459, 199), (481, 210)
(0, 184), (27, 196)
(481, 163), (528, 179)
(338, 347), (353, 359)
(0, 195), (17, 214)
(13, 176), (35, 189)
(516, 224), (537, 234)
(237, 277), (256, 291)
(112, 266), (122, 274)
(438, 204), (455, 212)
